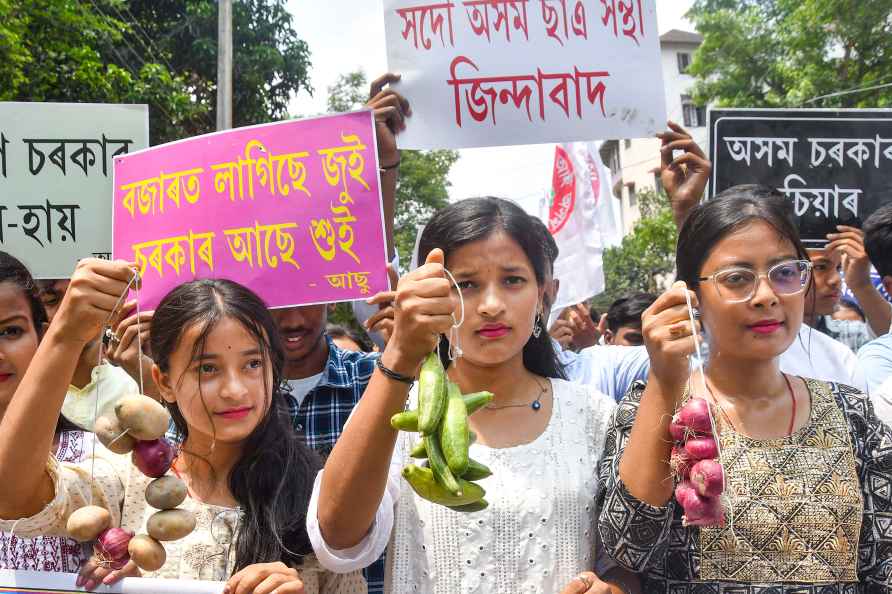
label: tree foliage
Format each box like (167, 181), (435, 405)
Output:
(599, 189), (677, 303)
(327, 71), (459, 271)
(0, 0), (312, 144)
(688, 0), (892, 108)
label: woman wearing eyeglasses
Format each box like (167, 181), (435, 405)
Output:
(596, 185), (892, 592)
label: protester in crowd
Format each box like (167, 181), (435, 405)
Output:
(802, 225), (891, 351)
(0, 253), (89, 572)
(549, 302), (601, 351)
(554, 125), (866, 398)
(857, 204), (892, 403)
(267, 72), (408, 594)
(0, 259), (364, 593)
(597, 186), (892, 590)
(602, 293), (657, 347)
(833, 297), (865, 323)
(325, 324), (370, 353)
(309, 197), (633, 593)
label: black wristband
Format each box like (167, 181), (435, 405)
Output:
(375, 356), (415, 386)
(379, 159), (401, 173)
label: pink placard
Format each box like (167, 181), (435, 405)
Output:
(112, 110), (388, 309)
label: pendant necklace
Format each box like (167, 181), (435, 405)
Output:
(485, 376), (547, 412)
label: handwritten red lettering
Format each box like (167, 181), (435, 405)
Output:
(396, 2), (456, 50)
(462, 0), (530, 42)
(540, 0), (587, 46)
(447, 55), (609, 127)
(601, 0), (644, 45)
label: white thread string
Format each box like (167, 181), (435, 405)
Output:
(442, 267), (465, 361)
(88, 270), (141, 504)
(684, 286), (735, 533)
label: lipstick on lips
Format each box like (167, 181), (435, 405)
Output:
(217, 406), (252, 420)
(748, 319), (783, 334)
(477, 323), (509, 339)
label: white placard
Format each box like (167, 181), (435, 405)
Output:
(0, 102), (149, 278)
(0, 570), (223, 594)
(384, 0), (667, 149)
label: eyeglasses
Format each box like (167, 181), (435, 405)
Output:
(698, 260), (812, 303)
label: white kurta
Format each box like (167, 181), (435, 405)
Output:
(309, 378), (615, 594)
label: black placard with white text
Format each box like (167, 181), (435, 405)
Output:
(709, 109), (892, 248)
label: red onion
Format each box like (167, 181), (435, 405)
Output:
(132, 438), (176, 478)
(670, 444), (693, 480)
(685, 436), (719, 461)
(682, 493), (725, 528)
(674, 480), (697, 509)
(97, 527), (133, 561)
(690, 459), (725, 497)
(677, 397), (714, 434)
(669, 415), (687, 442)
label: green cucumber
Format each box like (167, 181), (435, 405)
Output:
(424, 432), (462, 495)
(440, 382), (470, 476)
(463, 391), (494, 415)
(402, 465), (485, 507)
(461, 458), (492, 481)
(390, 409), (419, 432)
(448, 499), (489, 513)
(417, 353), (447, 435)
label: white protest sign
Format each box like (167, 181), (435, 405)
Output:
(383, 0), (666, 149)
(0, 570), (223, 594)
(543, 140), (621, 315)
(0, 102), (149, 278)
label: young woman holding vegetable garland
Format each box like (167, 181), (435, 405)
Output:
(597, 185), (892, 592)
(0, 259), (364, 593)
(309, 197), (636, 593)
(0, 252), (89, 572)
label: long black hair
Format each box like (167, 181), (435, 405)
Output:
(149, 279), (321, 572)
(0, 251), (79, 434)
(418, 197), (566, 379)
(676, 185), (811, 288)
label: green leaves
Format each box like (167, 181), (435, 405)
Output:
(688, 0), (892, 108)
(600, 189), (677, 303)
(0, 0), (313, 145)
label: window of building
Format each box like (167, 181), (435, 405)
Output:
(677, 52), (691, 73)
(654, 172), (664, 195)
(623, 138), (632, 149)
(628, 182), (637, 207)
(681, 94), (707, 127)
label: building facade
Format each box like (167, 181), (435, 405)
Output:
(601, 29), (709, 235)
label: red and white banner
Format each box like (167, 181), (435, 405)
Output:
(542, 141), (621, 314)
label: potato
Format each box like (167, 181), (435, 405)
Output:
(93, 415), (137, 455)
(128, 534), (167, 571)
(145, 476), (187, 509)
(66, 505), (111, 542)
(114, 394), (171, 441)
(146, 509), (196, 541)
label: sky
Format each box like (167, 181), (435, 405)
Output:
(286, 0), (696, 203)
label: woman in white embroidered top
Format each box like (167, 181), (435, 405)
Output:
(308, 197), (635, 593)
(0, 260), (365, 594)
(0, 251), (90, 572)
